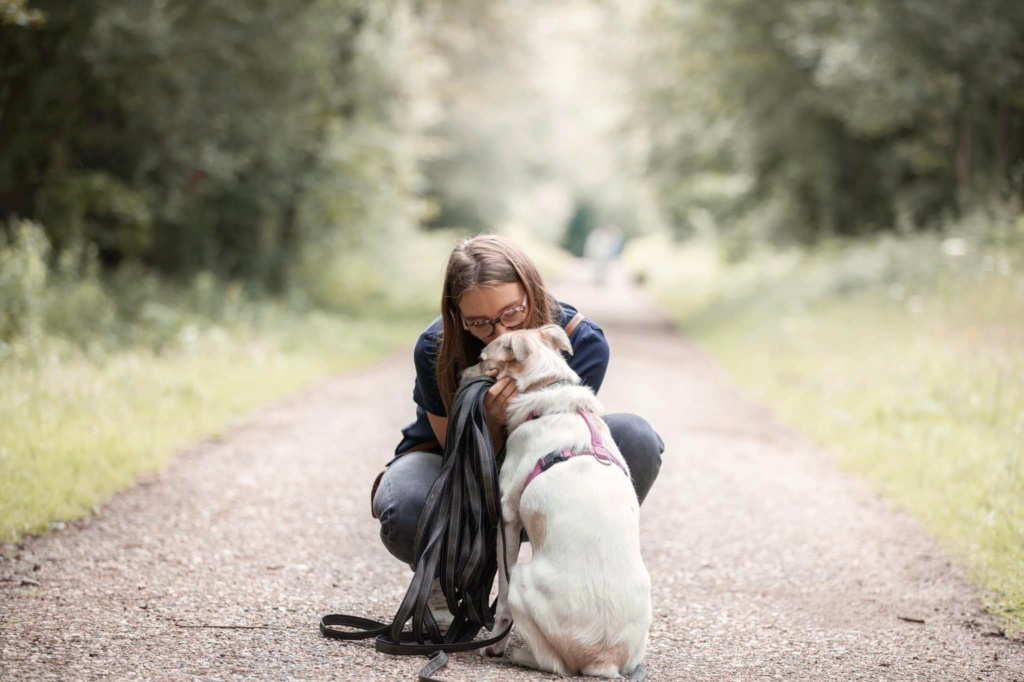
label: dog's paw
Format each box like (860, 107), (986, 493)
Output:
(478, 615), (512, 657)
(509, 647), (540, 670)
(478, 641), (508, 658)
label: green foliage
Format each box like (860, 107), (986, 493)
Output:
(36, 171), (152, 262)
(0, 219), (49, 341)
(562, 199), (599, 257)
(0, 218), (442, 365)
(0, 0), (658, 301)
(0, 0), (42, 26)
(627, 202), (1024, 328)
(294, 225), (453, 316)
(413, 3), (540, 234)
(631, 0), (1024, 244)
(0, 0), (421, 290)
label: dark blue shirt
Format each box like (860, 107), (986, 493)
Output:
(394, 301), (610, 456)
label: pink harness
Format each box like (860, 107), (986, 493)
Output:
(522, 410), (630, 491)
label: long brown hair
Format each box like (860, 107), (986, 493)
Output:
(435, 234), (556, 412)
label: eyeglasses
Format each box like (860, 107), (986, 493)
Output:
(461, 296), (528, 338)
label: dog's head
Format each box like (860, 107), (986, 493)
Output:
(461, 325), (578, 390)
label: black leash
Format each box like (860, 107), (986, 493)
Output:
(320, 376), (512, 681)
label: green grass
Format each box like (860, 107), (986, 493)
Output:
(626, 220), (1024, 635)
(0, 314), (425, 542)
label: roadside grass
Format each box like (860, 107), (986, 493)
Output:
(0, 313), (426, 543)
(625, 216), (1024, 634)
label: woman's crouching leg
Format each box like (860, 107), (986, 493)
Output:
(604, 413), (664, 505)
(372, 450), (443, 567)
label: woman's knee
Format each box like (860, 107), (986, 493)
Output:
(604, 413), (664, 504)
(372, 451), (442, 566)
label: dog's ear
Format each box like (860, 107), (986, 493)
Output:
(510, 334), (533, 363)
(540, 324), (573, 355)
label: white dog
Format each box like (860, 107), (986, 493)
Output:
(462, 325), (651, 678)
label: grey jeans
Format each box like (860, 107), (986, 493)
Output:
(372, 413), (665, 566)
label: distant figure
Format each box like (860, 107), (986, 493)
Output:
(583, 226), (623, 287)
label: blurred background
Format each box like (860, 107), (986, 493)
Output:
(1, 0), (1021, 632)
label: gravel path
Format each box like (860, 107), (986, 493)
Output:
(2, 263), (1022, 681)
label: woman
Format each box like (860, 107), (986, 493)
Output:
(372, 234), (664, 568)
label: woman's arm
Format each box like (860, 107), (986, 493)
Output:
(427, 411), (448, 449)
(426, 374), (515, 453)
(563, 320), (610, 393)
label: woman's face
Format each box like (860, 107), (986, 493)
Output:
(457, 282), (528, 343)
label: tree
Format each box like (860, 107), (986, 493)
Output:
(629, 0), (1024, 245)
(0, 0), (422, 291)
(0, 0), (42, 26)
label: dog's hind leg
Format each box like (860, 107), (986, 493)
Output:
(507, 620), (570, 676)
(507, 568), (572, 676)
(582, 661), (627, 678)
(479, 519), (521, 658)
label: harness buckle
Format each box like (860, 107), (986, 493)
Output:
(539, 449), (571, 473)
(592, 447), (615, 466)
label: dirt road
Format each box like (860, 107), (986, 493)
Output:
(2, 264), (1022, 680)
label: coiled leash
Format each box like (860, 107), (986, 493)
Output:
(319, 376), (512, 681)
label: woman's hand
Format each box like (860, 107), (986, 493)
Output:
(484, 369), (518, 431)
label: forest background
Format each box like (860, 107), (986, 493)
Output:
(2, 0), (1022, 633)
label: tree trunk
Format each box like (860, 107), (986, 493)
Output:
(996, 99), (1009, 181)
(955, 107), (973, 194)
